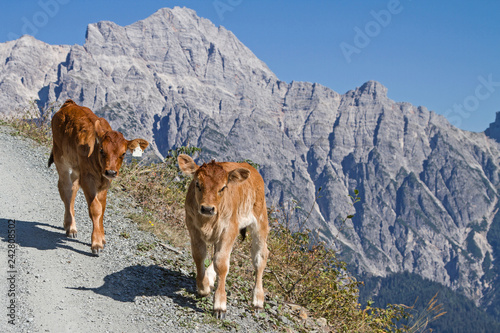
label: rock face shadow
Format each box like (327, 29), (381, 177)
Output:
(67, 264), (202, 312)
(0, 218), (93, 257)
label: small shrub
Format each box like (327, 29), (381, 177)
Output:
(120, 231), (131, 239)
(113, 146), (200, 247)
(237, 159), (260, 169)
(2, 100), (59, 146)
(136, 241), (156, 252)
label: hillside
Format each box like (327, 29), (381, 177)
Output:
(0, 125), (285, 332)
(359, 272), (500, 333)
(2, 6), (500, 319)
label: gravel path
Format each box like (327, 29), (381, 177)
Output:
(0, 126), (287, 333)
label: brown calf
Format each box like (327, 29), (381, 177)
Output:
(177, 154), (269, 318)
(49, 99), (148, 255)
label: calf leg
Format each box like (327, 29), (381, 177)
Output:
(213, 231), (238, 319)
(81, 181), (106, 255)
(250, 221), (269, 310)
(188, 222), (215, 296)
(55, 164), (79, 238)
(98, 190), (107, 246)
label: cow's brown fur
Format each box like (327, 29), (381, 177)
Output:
(49, 99), (148, 255)
(177, 154), (269, 319)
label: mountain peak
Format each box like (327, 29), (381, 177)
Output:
(145, 6), (200, 26)
(162, 6), (198, 17)
(343, 80), (388, 101)
(358, 80), (388, 97)
(84, 6), (201, 46)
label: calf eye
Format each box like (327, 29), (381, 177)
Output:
(121, 152), (126, 158)
(219, 185), (227, 193)
(195, 181), (201, 190)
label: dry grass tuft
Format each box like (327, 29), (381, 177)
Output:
(112, 153), (193, 248)
(1, 100), (59, 145)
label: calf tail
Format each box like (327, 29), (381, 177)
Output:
(239, 227), (247, 242)
(48, 151), (54, 168)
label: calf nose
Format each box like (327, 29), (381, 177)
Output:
(105, 170), (117, 178)
(200, 205), (216, 216)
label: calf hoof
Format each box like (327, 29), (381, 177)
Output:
(198, 291), (210, 297)
(213, 309), (226, 320)
(66, 231), (77, 238)
(254, 306), (263, 313)
(91, 244), (104, 256)
(197, 287), (211, 297)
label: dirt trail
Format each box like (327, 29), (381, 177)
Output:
(0, 126), (277, 333)
(0, 127), (154, 332)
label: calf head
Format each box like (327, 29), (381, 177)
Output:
(178, 154), (250, 216)
(94, 120), (149, 179)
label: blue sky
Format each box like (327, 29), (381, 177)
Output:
(1, 0), (499, 132)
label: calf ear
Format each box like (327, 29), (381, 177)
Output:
(228, 168), (250, 184)
(86, 120), (105, 157)
(94, 119), (105, 138)
(128, 138), (149, 152)
(177, 154), (198, 176)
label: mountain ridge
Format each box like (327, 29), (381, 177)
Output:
(2, 6), (500, 318)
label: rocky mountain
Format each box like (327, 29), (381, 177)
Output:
(2, 6), (500, 315)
